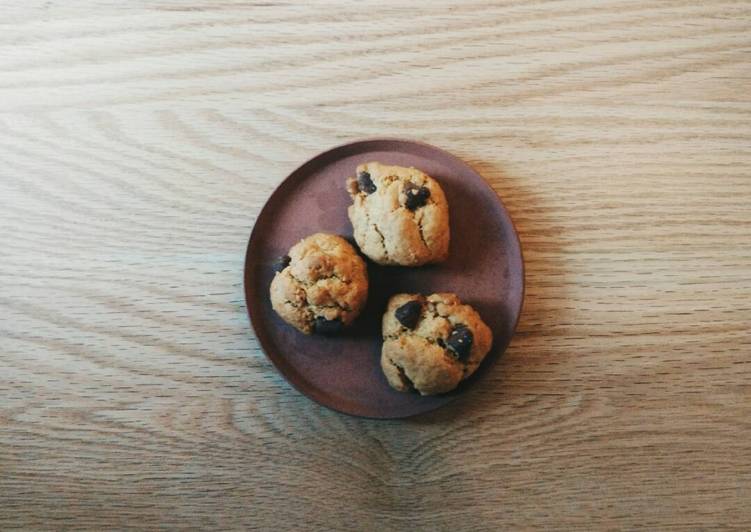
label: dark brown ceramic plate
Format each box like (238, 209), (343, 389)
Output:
(244, 139), (523, 418)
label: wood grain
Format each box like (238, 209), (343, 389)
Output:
(2, 0), (750, 529)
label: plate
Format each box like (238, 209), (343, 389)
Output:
(244, 139), (524, 418)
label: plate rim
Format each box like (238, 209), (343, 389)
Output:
(243, 138), (525, 419)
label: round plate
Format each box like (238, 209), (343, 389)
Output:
(244, 139), (524, 418)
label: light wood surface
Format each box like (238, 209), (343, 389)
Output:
(2, 1), (751, 530)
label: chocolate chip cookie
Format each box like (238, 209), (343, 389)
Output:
(381, 293), (492, 395)
(346, 162), (450, 266)
(270, 233), (368, 334)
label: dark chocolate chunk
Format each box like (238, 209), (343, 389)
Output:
(273, 255), (291, 273)
(395, 300), (422, 329)
(404, 182), (430, 210)
(446, 325), (473, 361)
(436, 338), (446, 348)
(313, 316), (343, 335)
(357, 171), (377, 194)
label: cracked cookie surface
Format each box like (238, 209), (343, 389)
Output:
(346, 162), (450, 266)
(381, 293), (492, 395)
(270, 233), (368, 334)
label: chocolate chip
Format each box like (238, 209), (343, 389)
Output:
(436, 338), (446, 348)
(404, 182), (430, 210)
(395, 300), (422, 329)
(446, 325), (473, 361)
(313, 316), (343, 335)
(357, 171), (377, 194)
(273, 255), (291, 273)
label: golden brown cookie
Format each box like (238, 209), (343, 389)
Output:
(381, 293), (492, 395)
(269, 233), (368, 334)
(346, 162), (450, 266)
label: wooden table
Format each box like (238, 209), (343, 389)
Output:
(2, 1), (750, 529)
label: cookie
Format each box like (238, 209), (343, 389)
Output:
(346, 162), (450, 266)
(269, 233), (368, 334)
(381, 293), (492, 395)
